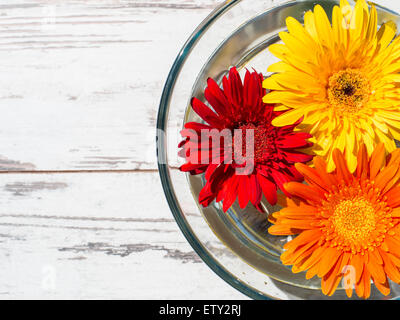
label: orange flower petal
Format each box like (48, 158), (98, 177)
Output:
(366, 252), (387, 284)
(306, 262), (320, 280)
(332, 149), (353, 184)
(386, 186), (400, 207)
(281, 218), (318, 230)
(269, 143), (400, 299)
(374, 164), (399, 190)
(369, 143), (386, 180)
(363, 269), (371, 299)
(268, 224), (297, 236)
(283, 229), (321, 251)
(373, 277), (390, 296)
(336, 252), (351, 276)
(355, 268), (365, 298)
(295, 245), (326, 272)
(384, 237), (400, 258)
(379, 249), (400, 283)
(317, 247), (341, 277)
(278, 206), (319, 220)
(381, 166), (400, 195)
(370, 248), (383, 265)
(387, 252), (400, 266)
(345, 286), (353, 298)
(284, 182), (325, 204)
(295, 162), (331, 192)
(314, 156), (338, 186)
(321, 254), (344, 296)
(349, 252), (364, 284)
(387, 149), (400, 167)
(356, 143), (369, 179)
(282, 239), (319, 265)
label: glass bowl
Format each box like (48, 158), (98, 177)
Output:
(157, 0), (400, 299)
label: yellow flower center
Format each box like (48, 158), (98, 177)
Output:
(328, 68), (371, 114)
(331, 196), (376, 243)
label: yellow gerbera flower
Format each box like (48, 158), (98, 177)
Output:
(263, 0), (400, 172)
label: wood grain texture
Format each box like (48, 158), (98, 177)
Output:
(5, 0), (399, 301)
(0, 0), (221, 172)
(0, 0), (247, 299)
(0, 171), (244, 299)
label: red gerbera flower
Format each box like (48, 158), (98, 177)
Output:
(178, 67), (313, 212)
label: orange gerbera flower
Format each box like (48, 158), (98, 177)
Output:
(269, 143), (400, 298)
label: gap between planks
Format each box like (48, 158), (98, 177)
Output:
(0, 167), (180, 174)
(0, 169), (152, 174)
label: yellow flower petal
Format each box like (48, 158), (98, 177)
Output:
(377, 21), (397, 51)
(314, 5), (334, 49)
(264, 0), (400, 172)
(271, 107), (313, 127)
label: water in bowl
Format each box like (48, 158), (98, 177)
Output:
(185, 0), (400, 299)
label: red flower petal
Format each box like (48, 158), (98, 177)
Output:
(191, 97), (222, 128)
(270, 169), (293, 197)
(238, 175), (250, 209)
(205, 78), (232, 119)
(222, 67), (243, 112)
(184, 122), (212, 131)
(199, 183), (215, 207)
(257, 173), (277, 205)
(178, 67), (313, 213)
(249, 174), (262, 207)
(243, 70), (262, 111)
(283, 150), (314, 163)
(277, 133), (313, 149)
(222, 175), (240, 212)
(179, 163), (208, 175)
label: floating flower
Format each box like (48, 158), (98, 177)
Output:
(179, 67), (313, 212)
(269, 143), (400, 298)
(263, 0), (400, 172)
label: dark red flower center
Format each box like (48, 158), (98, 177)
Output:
(235, 123), (277, 165)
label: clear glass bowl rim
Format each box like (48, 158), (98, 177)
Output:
(156, 0), (400, 300)
(157, 0), (272, 300)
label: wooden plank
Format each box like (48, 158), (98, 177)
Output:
(4, 0), (398, 300)
(0, 170), (246, 299)
(0, 0), (221, 172)
(0, 0), (248, 300)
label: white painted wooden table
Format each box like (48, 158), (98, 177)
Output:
(0, 0), (247, 299)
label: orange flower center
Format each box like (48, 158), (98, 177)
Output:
(331, 196), (376, 243)
(320, 181), (393, 254)
(328, 68), (371, 114)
